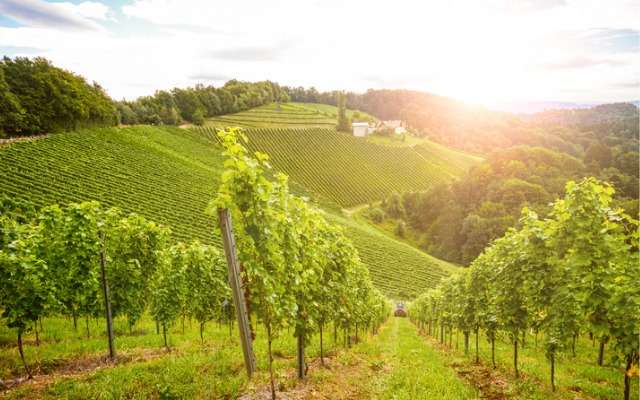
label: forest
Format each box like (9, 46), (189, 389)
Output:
(0, 57), (291, 137)
(0, 57), (117, 137)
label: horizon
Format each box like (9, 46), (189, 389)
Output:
(0, 0), (639, 111)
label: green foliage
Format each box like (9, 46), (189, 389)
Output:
(365, 207), (385, 223)
(150, 250), (185, 332)
(210, 128), (389, 391)
(0, 57), (117, 136)
(398, 146), (588, 264)
(178, 241), (229, 331)
(191, 108), (205, 126)
(107, 214), (171, 327)
(0, 217), (51, 332)
(36, 202), (106, 322)
(0, 125), (456, 300)
(336, 92), (351, 132)
(409, 178), (640, 397)
(118, 80), (286, 126)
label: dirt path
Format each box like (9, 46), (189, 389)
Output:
(0, 347), (168, 394)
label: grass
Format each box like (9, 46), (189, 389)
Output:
(2, 315), (480, 399)
(0, 314), (353, 399)
(366, 318), (476, 399)
(417, 325), (638, 400)
(0, 125), (460, 300)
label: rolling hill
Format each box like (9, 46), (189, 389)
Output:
(195, 102), (479, 208)
(0, 125), (463, 299)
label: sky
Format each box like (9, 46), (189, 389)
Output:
(0, 0), (638, 109)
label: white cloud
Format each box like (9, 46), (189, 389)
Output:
(0, 0), (109, 31)
(0, 0), (637, 105)
(55, 2), (113, 22)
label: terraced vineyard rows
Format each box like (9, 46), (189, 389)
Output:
(206, 103), (336, 128)
(326, 212), (456, 299)
(0, 127), (222, 246)
(0, 126), (458, 299)
(195, 126), (477, 207)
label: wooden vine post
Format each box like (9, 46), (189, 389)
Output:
(99, 230), (116, 360)
(218, 208), (257, 377)
(296, 335), (305, 379)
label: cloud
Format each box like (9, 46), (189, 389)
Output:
(0, 45), (46, 56)
(543, 56), (628, 70)
(583, 28), (640, 53)
(610, 80), (639, 89)
(0, 0), (108, 31)
(188, 72), (233, 82)
(495, 0), (566, 13)
(207, 42), (291, 62)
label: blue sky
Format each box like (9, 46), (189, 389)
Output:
(0, 0), (638, 108)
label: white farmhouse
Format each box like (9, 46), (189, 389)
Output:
(352, 122), (370, 137)
(381, 120), (406, 134)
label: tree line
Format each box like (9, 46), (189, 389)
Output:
(0, 56), (292, 136)
(0, 57), (117, 137)
(369, 144), (638, 265)
(283, 87), (639, 156)
(212, 128), (389, 398)
(408, 178), (639, 400)
(117, 80), (290, 126)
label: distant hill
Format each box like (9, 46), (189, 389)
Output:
(195, 102), (480, 208)
(284, 87), (639, 156)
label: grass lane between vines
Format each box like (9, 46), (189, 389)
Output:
(416, 324), (637, 399)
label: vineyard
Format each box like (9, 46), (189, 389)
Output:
(194, 126), (478, 207)
(409, 178), (639, 400)
(205, 103), (338, 129)
(0, 130), (389, 398)
(0, 126), (456, 299)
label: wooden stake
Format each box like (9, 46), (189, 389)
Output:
(218, 208), (257, 377)
(99, 230), (116, 360)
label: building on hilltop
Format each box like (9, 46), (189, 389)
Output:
(380, 120), (407, 135)
(352, 122), (371, 137)
(352, 120), (407, 137)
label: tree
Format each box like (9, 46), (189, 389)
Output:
(336, 92), (350, 132)
(192, 108), (205, 126)
(0, 56), (116, 135)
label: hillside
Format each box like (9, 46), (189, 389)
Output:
(0, 126), (458, 299)
(204, 102), (378, 130)
(195, 125), (479, 207)
(205, 102), (337, 129)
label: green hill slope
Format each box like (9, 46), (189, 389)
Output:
(205, 102), (378, 130)
(0, 126), (457, 298)
(206, 102), (337, 129)
(195, 126), (479, 207)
